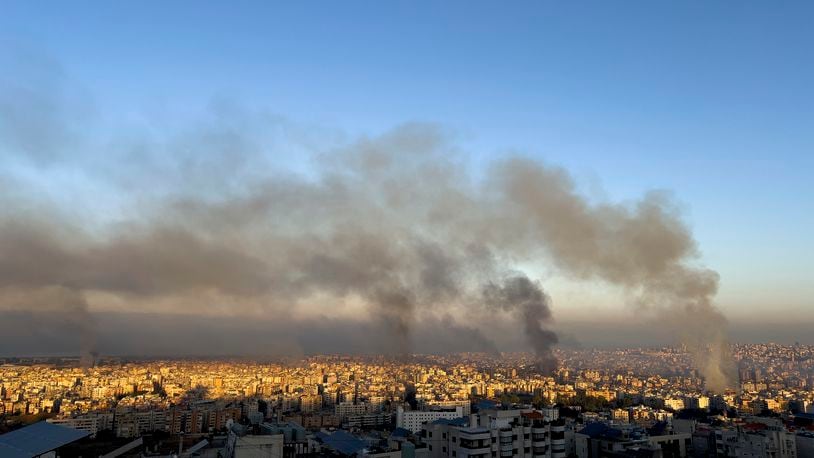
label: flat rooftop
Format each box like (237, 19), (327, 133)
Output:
(0, 421), (90, 458)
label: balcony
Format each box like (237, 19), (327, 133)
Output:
(459, 446), (491, 456)
(460, 439), (490, 450)
(532, 446), (548, 457)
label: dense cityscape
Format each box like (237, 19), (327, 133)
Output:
(1, 344), (812, 456)
(2, 2), (812, 458)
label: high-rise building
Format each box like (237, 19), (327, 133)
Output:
(423, 408), (569, 458)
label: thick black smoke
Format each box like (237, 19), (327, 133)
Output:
(0, 53), (735, 385)
(484, 275), (558, 372)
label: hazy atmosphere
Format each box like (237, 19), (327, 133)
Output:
(1, 1), (812, 372)
(4, 6), (814, 458)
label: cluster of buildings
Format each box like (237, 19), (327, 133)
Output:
(0, 343), (812, 456)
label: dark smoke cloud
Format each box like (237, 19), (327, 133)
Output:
(484, 275), (558, 372)
(0, 311), (505, 357)
(486, 159), (737, 390)
(0, 286), (97, 367)
(0, 50), (735, 386)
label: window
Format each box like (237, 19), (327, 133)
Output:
(452, 437), (457, 442)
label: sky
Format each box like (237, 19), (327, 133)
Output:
(0, 1), (812, 356)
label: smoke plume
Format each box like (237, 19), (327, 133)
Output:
(0, 54), (735, 386)
(0, 286), (97, 367)
(487, 158), (737, 390)
(484, 275), (558, 372)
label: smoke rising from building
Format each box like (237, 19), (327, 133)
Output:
(0, 61), (735, 386)
(484, 275), (558, 372)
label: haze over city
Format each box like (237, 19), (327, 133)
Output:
(2, 2), (811, 361)
(3, 3), (814, 458)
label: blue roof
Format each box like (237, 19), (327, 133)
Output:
(578, 422), (624, 440)
(391, 427), (412, 438)
(476, 400), (498, 411)
(578, 422), (607, 437)
(315, 430), (367, 456)
(0, 421), (90, 458)
(431, 417), (469, 426)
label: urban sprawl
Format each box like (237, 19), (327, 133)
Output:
(1, 343), (813, 457)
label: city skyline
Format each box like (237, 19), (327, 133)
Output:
(2, 344), (812, 456)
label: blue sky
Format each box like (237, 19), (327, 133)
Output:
(2, 1), (812, 323)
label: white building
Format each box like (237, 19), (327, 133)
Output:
(398, 405), (465, 433)
(730, 430), (797, 458)
(225, 427), (284, 458)
(427, 400), (472, 416)
(422, 408), (569, 458)
(48, 412), (114, 438)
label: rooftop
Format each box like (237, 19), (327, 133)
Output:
(0, 421), (90, 458)
(315, 430), (367, 456)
